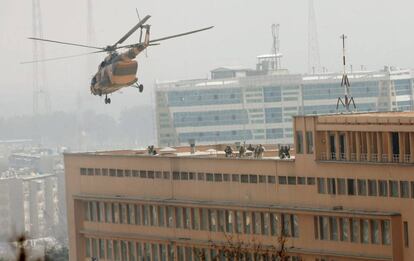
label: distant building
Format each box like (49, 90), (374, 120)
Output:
(155, 59), (414, 147)
(65, 111), (414, 261)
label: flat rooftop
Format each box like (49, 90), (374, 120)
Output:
(297, 111), (414, 125)
(67, 143), (295, 161)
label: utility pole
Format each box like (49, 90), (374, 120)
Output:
(336, 34), (356, 113)
(32, 0), (51, 115)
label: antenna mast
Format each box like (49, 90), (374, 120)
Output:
(32, 0), (51, 115)
(336, 34), (356, 112)
(271, 24), (281, 70)
(307, 0), (321, 74)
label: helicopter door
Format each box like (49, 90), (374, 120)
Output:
(112, 61), (138, 85)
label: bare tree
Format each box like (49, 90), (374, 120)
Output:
(194, 233), (288, 261)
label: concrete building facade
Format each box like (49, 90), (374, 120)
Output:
(65, 111), (414, 261)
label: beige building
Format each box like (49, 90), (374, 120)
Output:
(64, 112), (414, 261)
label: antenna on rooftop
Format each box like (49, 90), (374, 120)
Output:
(336, 34), (356, 113)
(271, 24), (281, 70)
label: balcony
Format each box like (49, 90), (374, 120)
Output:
(319, 152), (413, 164)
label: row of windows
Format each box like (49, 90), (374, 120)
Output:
(317, 177), (414, 199)
(80, 168), (281, 185)
(85, 238), (302, 261)
(167, 89), (242, 107)
(314, 216), (391, 245)
(173, 110), (249, 128)
(84, 201), (299, 238)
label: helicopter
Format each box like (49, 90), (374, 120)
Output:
(25, 14), (213, 104)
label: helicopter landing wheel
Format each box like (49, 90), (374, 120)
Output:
(138, 84), (144, 93)
(104, 96), (111, 104)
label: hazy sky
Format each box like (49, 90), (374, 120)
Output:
(1, 0), (413, 118)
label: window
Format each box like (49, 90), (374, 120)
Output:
(306, 131), (314, 154)
(368, 180), (377, 196)
(288, 176), (296, 185)
(176, 207), (183, 228)
(319, 216), (328, 240)
(351, 219), (359, 243)
(163, 171), (170, 179)
(99, 239), (105, 259)
(329, 217), (338, 241)
(244, 212), (251, 234)
(278, 176), (288, 185)
(173, 172), (180, 180)
(124, 170), (131, 177)
(209, 209), (217, 231)
(297, 177), (306, 185)
(109, 169), (116, 177)
(116, 169), (124, 177)
(253, 212), (263, 235)
(200, 209), (208, 231)
(296, 131), (303, 154)
(400, 181), (409, 198)
(232, 174), (240, 182)
(340, 218), (349, 241)
(361, 219), (369, 244)
(226, 210), (233, 233)
(192, 208), (199, 230)
(307, 177), (315, 185)
(155, 171), (162, 179)
(267, 176), (276, 184)
(270, 213), (279, 236)
(259, 175), (266, 183)
(206, 173), (214, 181)
(411, 182), (414, 198)
(197, 172), (205, 181)
(382, 220), (391, 245)
(357, 179), (367, 196)
(241, 175), (249, 183)
(102, 169), (108, 176)
(317, 178), (326, 194)
(379, 180), (388, 197)
(404, 222), (409, 248)
(249, 175), (258, 183)
(347, 179), (356, 195)
(106, 240), (113, 260)
(80, 168), (87, 175)
(389, 180), (399, 197)
(327, 178), (336, 195)
(337, 178), (346, 195)
(147, 171), (155, 179)
(371, 220), (380, 244)
(184, 208), (191, 229)
(135, 205), (142, 225)
(236, 211), (243, 233)
(85, 238), (91, 257)
(282, 214), (291, 237)
(214, 173), (222, 182)
(95, 169), (101, 176)
(223, 174), (230, 181)
(167, 207), (174, 227)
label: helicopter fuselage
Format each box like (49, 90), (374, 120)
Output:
(90, 28), (150, 96)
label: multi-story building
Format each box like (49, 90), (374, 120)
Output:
(0, 170), (66, 241)
(65, 111), (414, 261)
(155, 62), (414, 147)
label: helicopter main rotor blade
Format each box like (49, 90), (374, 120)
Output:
(20, 50), (105, 64)
(28, 37), (104, 50)
(116, 42), (160, 50)
(149, 26), (214, 43)
(113, 15), (151, 47)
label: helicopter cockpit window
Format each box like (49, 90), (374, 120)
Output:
(91, 76), (97, 85)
